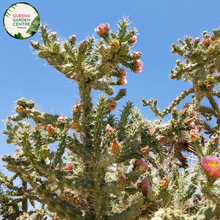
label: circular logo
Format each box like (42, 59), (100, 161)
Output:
(3, 2), (40, 39)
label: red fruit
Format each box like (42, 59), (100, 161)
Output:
(156, 136), (165, 144)
(140, 177), (151, 196)
(119, 175), (127, 185)
(150, 127), (157, 136)
(47, 124), (56, 135)
(69, 35), (76, 44)
(73, 101), (82, 112)
(133, 159), (148, 172)
(118, 78), (127, 85)
(210, 133), (219, 145)
(202, 38), (210, 46)
(133, 52), (142, 59)
(119, 67), (127, 78)
(79, 39), (87, 51)
(189, 129), (199, 142)
(131, 59), (143, 73)
(63, 163), (74, 171)
(58, 115), (66, 123)
(141, 146), (149, 155)
(210, 34), (215, 40)
(206, 84), (211, 89)
(111, 140), (120, 152)
(30, 40), (35, 47)
(130, 36), (137, 46)
(106, 124), (114, 137)
(95, 23), (110, 37)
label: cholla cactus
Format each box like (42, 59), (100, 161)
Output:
(0, 171), (56, 219)
(3, 18), (220, 220)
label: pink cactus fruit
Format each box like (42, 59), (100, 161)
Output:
(106, 124), (114, 137)
(34, 123), (41, 131)
(133, 52), (142, 60)
(210, 34), (215, 40)
(58, 115), (66, 123)
(140, 177), (151, 196)
(119, 175), (127, 185)
(79, 39), (87, 51)
(73, 101), (82, 112)
(189, 129), (199, 142)
(131, 59), (143, 73)
(119, 67), (127, 78)
(150, 127), (157, 136)
(130, 35), (137, 46)
(95, 23), (110, 37)
(69, 35), (76, 44)
(186, 118), (195, 125)
(30, 40), (35, 47)
(202, 38), (210, 46)
(210, 133), (219, 145)
(47, 124), (56, 135)
(63, 163), (74, 171)
(133, 159), (148, 172)
(156, 136), (165, 145)
(118, 78), (127, 85)
(206, 84), (211, 89)
(141, 145), (149, 155)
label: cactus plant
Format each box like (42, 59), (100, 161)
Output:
(0, 170), (57, 219)
(3, 18), (220, 220)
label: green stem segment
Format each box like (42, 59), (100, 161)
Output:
(22, 181), (28, 213)
(79, 83), (93, 148)
(52, 133), (66, 168)
(161, 88), (195, 118)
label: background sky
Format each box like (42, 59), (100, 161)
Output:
(1, 0), (220, 181)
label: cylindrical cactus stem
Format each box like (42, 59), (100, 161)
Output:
(66, 136), (94, 161)
(2, 155), (30, 170)
(189, 205), (220, 220)
(19, 135), (38, 166)
(78, 84), (93, 147)
(207, 94), (220, 113)
(92, 94), (107, 156)
(63, 177), (95, 191)
(92, 80), (114, 95)
(93, 166), (107, 219)
(102, 180), (126, 194)
(39, 24), (50, 46)
(212, 89), (220, 98)
(114, 88), (127, 101)
(97, 151), (114, 169)
(121, 121), (144, 152)
(25, 176), (93, 220)
(0, 176), (19, 191)
(22, 181), (28, 213)
(102, 167), (142, 195)
(107, 193), (146, 220)
(116, 101), (133, 140)
(199, 106), (220, 120)
(52, 133), (66, 168)
(161, 88), (194, 118)
(116, 151), (142, 164)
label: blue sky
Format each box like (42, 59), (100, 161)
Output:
(1, 0), (220, 178)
